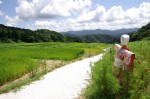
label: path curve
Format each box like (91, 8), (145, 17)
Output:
(0, 54), (103, 99)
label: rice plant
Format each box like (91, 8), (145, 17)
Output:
(0, 42), (105, 86)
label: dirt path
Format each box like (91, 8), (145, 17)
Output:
(0, 54), (103, 99)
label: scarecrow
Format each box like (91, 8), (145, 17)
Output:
(113, 34), (135, 84)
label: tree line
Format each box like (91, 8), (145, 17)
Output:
(0, 24), (83, 43)
(1, 23), (149, 43)
(0, 24), (127, 44)
(130, 23), (150, 41)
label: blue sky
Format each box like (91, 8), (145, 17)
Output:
(0, 0), (150, 32)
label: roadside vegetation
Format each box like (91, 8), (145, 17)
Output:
(84, 40), (150, 99)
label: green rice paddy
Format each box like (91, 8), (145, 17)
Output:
(0, 42), (105, 86)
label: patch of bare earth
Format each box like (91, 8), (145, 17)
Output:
(44, 60), (66, 72)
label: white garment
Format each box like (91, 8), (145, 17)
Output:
(114, 48), (134, 68)
(114, 44), (121, 52)
(114, 58), (123, 68)
(114, 44), (123, 68)
(123, 50), (134, 66)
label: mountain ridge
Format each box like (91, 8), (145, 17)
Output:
(61, 28), (138, 36)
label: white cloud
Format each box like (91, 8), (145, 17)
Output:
(138, 2), (150, 18)
(35, 20), (68, 32)
(0, 10), (4, 16)
(124, 2), (150, 25)
(5, 15), (21, 26)
(66, 0), (92, 14)
(16, 0), (92, 20)
(34, 20), (75, 32)
(125, 7), (139, 19)
(106, 6), (125, 21)
(23, 2), (150, 32)
(16, 0), (35, 20)
(77, 6), (106, 22)
(0, 0), (3, 4)
(65, 2), (150, 31)
(75, 5), (126, 23)
(40, 4), (70, 17)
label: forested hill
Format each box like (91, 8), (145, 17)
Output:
(0, 24), (83, 43)
(0, 24), (120, 43)
(130, 23), (150, 41)
(81, 34), (120, 43)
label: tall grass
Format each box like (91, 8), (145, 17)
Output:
(85, 41), (150, 99)
(85, 54), (120, 99)
(0, 56), (36, 86)
(1, 48), (84, 61)
(127, 41), (150, 99)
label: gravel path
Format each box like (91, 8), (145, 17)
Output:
(0, 54), (103, 99)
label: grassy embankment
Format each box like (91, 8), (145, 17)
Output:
(0, 42), (106, 93)
(84, 41), (150, 99)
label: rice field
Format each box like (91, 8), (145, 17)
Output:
(0, 42), (105, 86)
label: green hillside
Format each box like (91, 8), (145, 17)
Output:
(0, 24), (83, 43)
(130, 23), (150, 41)
(81, 34), (120, 43)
